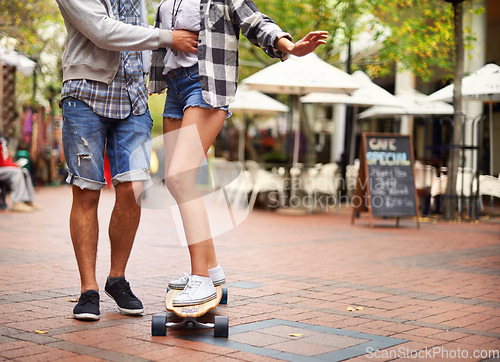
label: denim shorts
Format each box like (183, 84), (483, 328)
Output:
(62, 98), (153, 190)
(163, 64), (231, 119)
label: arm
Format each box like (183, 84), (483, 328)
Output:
(56, 0), (197, 52)
(230, 0), (292, 59)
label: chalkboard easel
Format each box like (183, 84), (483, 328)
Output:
(351, 133), (420, 228)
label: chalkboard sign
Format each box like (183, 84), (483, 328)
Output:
(351, 133), (419, 228)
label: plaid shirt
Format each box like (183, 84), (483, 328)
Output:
(149, 0), (291, 108)
(61, 0), (148, 119)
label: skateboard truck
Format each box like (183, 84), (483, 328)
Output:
(152, 314), (229, 337)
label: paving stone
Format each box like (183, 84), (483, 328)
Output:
(230, 331), (290, 347)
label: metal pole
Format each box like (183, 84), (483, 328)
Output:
(291, 95), (300, 200)
(349, 105), (358, 165)
(489, 98), (494, 208)
(474, 115), (485, 218)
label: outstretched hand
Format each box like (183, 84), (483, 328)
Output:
(172, 30), (199, 53)
(288, 31), (328, 57)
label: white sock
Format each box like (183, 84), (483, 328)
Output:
(208, 265), (225, 281)
(183, 266), (224, 281)
(208, 265), (221, 274)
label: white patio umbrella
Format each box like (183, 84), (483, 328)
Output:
(357, 90), (454, 119)
(300, 71), (400, 107)
(242, 53), (359, 96)
(426, 63), (500, 103)
(426, 63), (500, 176)
(242, 53), (359, 167)
(301, 71), (401, 163)
(230, 85), (289, 162)
(230, 85), (289, 115)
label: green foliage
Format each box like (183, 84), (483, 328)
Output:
(0, 0), (62, 56)
(364, 0), (456, 81)
(1, 0), (65, 108)
(148, 93), (167, 137)
(238, 0), (340, 79)
(238, 0), (482, 83)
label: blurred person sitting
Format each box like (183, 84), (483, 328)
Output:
(0, 137), (37, 212)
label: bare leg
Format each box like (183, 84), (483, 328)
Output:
(109, 181), (143, 278)
(70, 186), (100, 293)
(163, 107), (226, 277)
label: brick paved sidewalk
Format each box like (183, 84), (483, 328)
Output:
(0, 185), (499, 361)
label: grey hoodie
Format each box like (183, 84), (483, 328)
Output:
(56, 0), (173, 85)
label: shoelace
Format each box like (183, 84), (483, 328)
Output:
(79, 293), (98, 305)
(117, 281), (134, 297)
(182, 280), (202, 295)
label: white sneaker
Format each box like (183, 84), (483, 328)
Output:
(168, 272), (191, 290)
(168, 267), (225, 290)
(172, 275), (217, 307)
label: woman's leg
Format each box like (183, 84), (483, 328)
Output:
(164, 107), (226, 278)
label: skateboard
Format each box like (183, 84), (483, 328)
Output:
(151, 286), (229, 338)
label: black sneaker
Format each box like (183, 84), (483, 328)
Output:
(105, 277), (144, 315)
(73, 290), (100, 321)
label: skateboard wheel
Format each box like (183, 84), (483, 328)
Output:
(152, 314), (167, 336)
(220, 287), (228, 305)
(214, 315), (229, 338)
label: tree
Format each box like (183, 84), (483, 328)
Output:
(0, 0), (65, 107)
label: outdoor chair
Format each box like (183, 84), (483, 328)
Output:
(298, 163), (341, 212)
(312, 163), (341, 196)
(211, 158), (252, 193)
(430, 173), (448, 212)
(345, 160), (360, 199)
(414, 163), (437, 190)
(244, 160), (285, 210)
(413, 162), (438, 215)
(427, 170), (499, 214)
(479, 173), (500, 198)
(478, 173), (500, 208)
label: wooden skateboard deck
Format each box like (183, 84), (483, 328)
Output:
(165, 286), (223, 318)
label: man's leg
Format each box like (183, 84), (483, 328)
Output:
(70, 186), (101, 293)
(103, 107), (151, 316)
(61, 97), (108, 320)
(109, 181), (142, 278)
(104, 181), (145, 315)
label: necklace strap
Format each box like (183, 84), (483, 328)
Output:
(171, 0), (183, 29)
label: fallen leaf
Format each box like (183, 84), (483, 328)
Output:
(289, 333), (303, 337)
(356, 306), (364, 311)
(347, 306), (355, 312)
(34, 330), (48, 334)
(67, 298), (78, 302)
